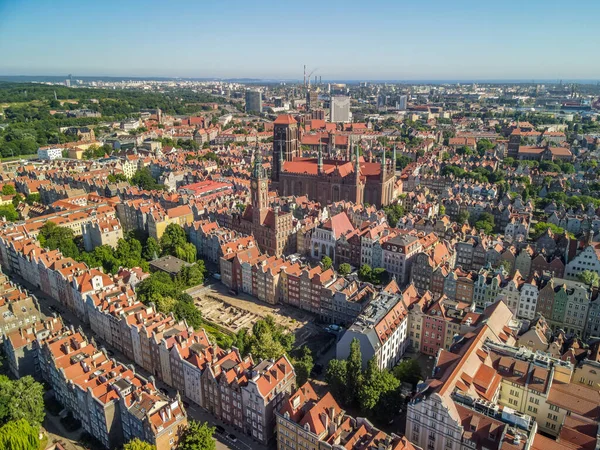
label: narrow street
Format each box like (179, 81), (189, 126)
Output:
(12, 274), (271, 450)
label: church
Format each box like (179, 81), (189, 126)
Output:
(271, 114), (396, 207)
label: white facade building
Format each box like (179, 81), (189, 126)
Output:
(37, 147), (63, 160)
(336, 288), (409, 370)
(565, 243), (600, 280)
(518, 281), (539, 320)
(330, 96), (351, 123)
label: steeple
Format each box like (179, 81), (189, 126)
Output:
(354, 143), (360, 180)
(392, 145), (397, 171)
(318, 140), (323, 174)
(253, 149), (264, 179)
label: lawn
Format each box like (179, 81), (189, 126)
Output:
(1, 153), (38, 162)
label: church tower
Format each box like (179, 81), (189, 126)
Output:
(272, 114), (300, 182)
(251, 151), (269, 225)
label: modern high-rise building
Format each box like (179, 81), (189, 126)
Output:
(245, 90), (262, 113)
(398, 94), (408, 110)
(330, 95), (351, 123)
(306, 90), (318, 110)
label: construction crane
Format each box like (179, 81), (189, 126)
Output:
(304, 66), (319, 88)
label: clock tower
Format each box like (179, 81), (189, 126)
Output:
(251, 151), (269, 224)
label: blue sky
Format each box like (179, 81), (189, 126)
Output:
(0, 0), (598, 80)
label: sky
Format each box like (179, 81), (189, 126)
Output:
(1, 0), (599, 81)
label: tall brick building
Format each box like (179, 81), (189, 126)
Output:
(271, 114), (396, 207)
(232, 152), (295, 256)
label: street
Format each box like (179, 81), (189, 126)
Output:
(12, 274), (270, 450)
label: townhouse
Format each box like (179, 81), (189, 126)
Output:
(276, 382), (418, 450)
(382, 234), (422, 285)
(336, 280), (409, 370)
(39, 329), (187, 450)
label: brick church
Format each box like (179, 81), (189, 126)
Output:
(271, 114), (396, 207)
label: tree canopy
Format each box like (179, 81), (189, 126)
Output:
(383, 203), (405, 227)
(131, 167), (164, 191)
(160, 224), (197, 263)
(234, 315), (295, 360)
(292, 346), (314, 387)
(0, 375), (45, 427)
(178, 420), (216, 450)
(123, 438), (156, 450)
(38, 221), (79, 258)
(578, 270), (600, 288)
(0, 419), (39, 450)
(338, 263), (352, 276)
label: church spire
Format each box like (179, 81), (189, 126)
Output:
(392, 145), (397, 169)
(253, 148), (263, 179)
(318, 139), (323, 174)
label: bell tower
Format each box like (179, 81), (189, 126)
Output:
(272, 114), (299, 182)
(251, 151), (269, 224)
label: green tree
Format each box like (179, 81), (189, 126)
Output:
(338, 263), (352, 276)
(457, 210), (470, 225)
(0, 375), (45, 427)
(1, 185), (16, 196)
(176, 261), (206, 287)
(439, 205), (446, 216)
(175, 242), (197, 263)
(531, 222), (566, 239)
(11, 194), (23, 208)
(174, 295), (203, 330)
(0, 205), (18, 222)
(0, 419), (39, 450)
(131, 167), (163, 191)
(476, 139), (494, 156)
(370, 268), (389, 285)
(38, 221), (79, 257)
(243, 316), (295, 360)
(144, 237), (161, 260)
(321, 256), (333, 270)
(179, 420), (216, 450)
(383, 203), (405, 227)
(357, 357), (400, 414)
(136, 271), (180, 305)
(393, 358), (422, 387)
(347, 338), (363, 405)
(325, 359), (348, 403)
(293, 346), (314, 387)
(123, 438), (156, 450)
(474, 212), (495, 235)
(358, 264), (372, 282)
(578, 270), (600, 288)
(160, 223), (188, 256)
(107, 173), (128, 183)
(24, 193), (40, 205)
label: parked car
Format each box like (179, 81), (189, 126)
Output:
(215, 426), (226, 435)
(325, 324), (342, 335)
(227, 434), (237, 442)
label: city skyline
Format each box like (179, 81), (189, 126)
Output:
(1, 0), (599, 80)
